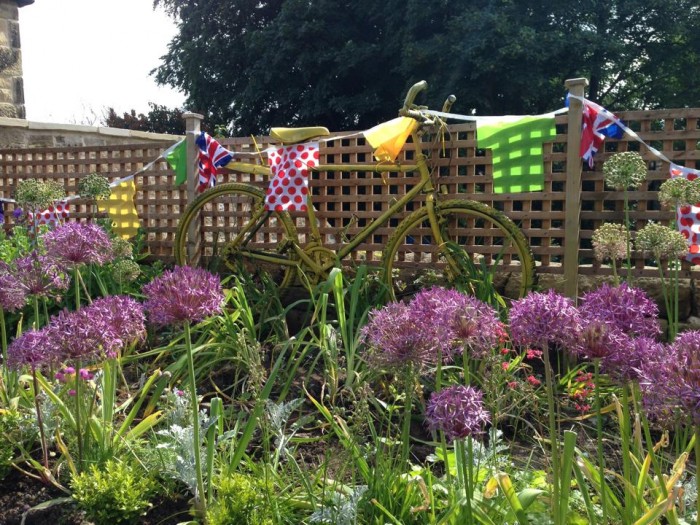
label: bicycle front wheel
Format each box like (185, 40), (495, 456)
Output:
(174, 182), (298, 288)
(382, 200), (535, 300)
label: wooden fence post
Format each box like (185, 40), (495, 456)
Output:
(563, 78), (588, 301)
(183, 112), (203, 264)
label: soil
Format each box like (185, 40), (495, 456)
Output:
(0, 467), (192, 525)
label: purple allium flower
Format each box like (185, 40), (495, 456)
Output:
(0, 262), (26, 311)
(607, 336), (665, 384)
(7, 328), (55, 370)
(577, 320), (634, 360)
(362, 301), (438, 370)
(43, 222), (114, 268)
(579, 283), (661, 339)
(426, 385), (490, 441)
(410, 287), (502, 359)
(362, 287), (503, 369)
(508, 290), (582, 351)
(12, 207), (22, 220)
(45, 306), (122, 363)
(143, 266), (224, 326)
(88, 295), (146, 353)
(15, 252), (70, 299)
(637, 333), (698, 426)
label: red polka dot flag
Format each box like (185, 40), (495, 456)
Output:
(671, 163), (700, 265)
(28, 200), (69, 229)
(264, 142), (319, 212)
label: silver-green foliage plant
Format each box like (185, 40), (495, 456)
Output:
(71, 459), (156, 525)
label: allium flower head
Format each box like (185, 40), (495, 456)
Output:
(636, 222), (688, 261)
(658, 176), (700, 209)
(426, 385), (490, 441)
(7, 328), (55, 370)
(111, 238), (134, 260)
(45, 307), (121, 363)
(88, 295), (146, 352)
(608, 336), (665, 384)
(591, 223), (628, 263)
(143, 266), (224, 326)
(409, 287), (502, 359)
(579, 283), (661, 339)
(577, 320), (633, 360)
(14, 179), (66, 212)
(77, 173), (111, 201)
(111, 259), (141, 284)
(603, 151), (647, 191)
(44, 222), (114, 268)
(362, 301), (437, 370)
(638, 331), (700, 426)
(15, 252), (70, 299)
(508, 290), (582, 351)
(0, 263), (26, 311)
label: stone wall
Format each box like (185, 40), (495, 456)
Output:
(0, 116), (179, 148)
(0, 0), (25, 119)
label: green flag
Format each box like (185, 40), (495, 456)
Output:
(164, 140), (187, 186)
(476, 115), (556, 194)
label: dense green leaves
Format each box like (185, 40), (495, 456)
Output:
(152, 0), (700, 134)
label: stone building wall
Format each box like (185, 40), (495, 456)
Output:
(0, 0), (28, 119)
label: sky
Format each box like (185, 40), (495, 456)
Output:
(18, 0), (186, 125)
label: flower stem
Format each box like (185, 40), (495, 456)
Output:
(455, 438), (474, 524)
(74, 267), (81, 311)
(401, 370), (414, 464)
(695, 424), (700, 525)
(33, 296), (40, 330)
(594, 359), (607, 524)
(184, 321), (206, 515)
(75, 359), (83, 471)
(624, 191), (632, 283)
(0, 308), (7, 364)
(32, 369), (50, 470)
(543, 343), (560, 525)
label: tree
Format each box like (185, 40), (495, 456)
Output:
(103, 103), (186, 135)
(152, 0), (700, 134)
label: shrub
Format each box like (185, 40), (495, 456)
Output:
(71, 459), (155, 524)
(206, 473), (274, 525)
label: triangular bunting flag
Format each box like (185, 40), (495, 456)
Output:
(364, 117), (418, 162)
(164, 140), (188, 186)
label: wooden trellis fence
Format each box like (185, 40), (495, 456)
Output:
(1, 106), (699, 282)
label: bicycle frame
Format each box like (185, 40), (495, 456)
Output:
(221, 134), (456, 278)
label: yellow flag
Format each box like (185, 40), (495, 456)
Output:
(97, 179), (140, 239)
(364, 117), (418, 162)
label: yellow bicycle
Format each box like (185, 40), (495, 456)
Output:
(174, 81), (535, 298)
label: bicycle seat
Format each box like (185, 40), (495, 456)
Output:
(270, 126), (330, 144)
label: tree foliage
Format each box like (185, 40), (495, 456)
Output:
(103, 103), (186, 135)
(152, 0), (700, 135)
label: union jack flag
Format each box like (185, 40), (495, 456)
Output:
(195, 132), (234, 192)
(580, 99), (625, 168)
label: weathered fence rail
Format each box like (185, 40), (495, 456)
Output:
(1, 107), (699, 282)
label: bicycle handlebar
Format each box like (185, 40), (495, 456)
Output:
(401, 80), (428, 114)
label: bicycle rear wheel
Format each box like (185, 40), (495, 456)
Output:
(382, 199), (535, 300)
(174, 182), (298, 288)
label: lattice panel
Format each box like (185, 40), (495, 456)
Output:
(1, 108), (699, 280)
